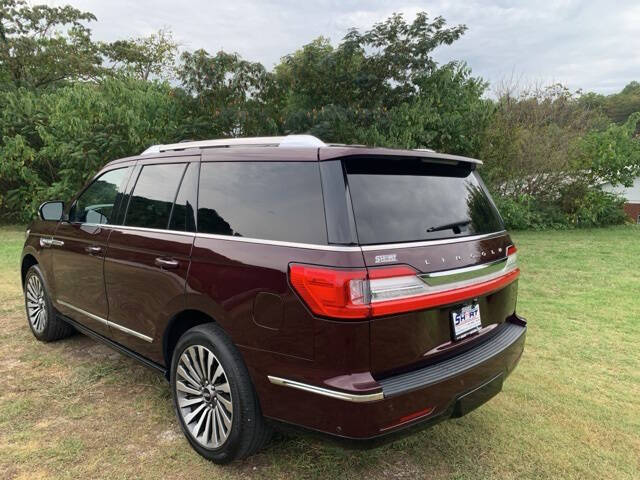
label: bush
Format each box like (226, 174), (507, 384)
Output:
(492, 189), (627, 231)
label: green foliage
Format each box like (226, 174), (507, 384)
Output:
(576, 112), (640, 187)
(0, 4), (636, 229)
(0, 0), (102, 89)
(102, 28), (178, 82)
(0, 79), (192, 221)
(275, 13), (489, 155)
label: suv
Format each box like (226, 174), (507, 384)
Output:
(21, 135), (526, 463)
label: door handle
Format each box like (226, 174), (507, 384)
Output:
(40, 237), (64, 248)
(85, 245), (103, 254)
(155, 257), (179, 269)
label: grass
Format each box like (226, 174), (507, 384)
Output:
(0, 224), (638, 479)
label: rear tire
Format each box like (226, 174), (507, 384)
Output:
(170, 323), (272, 463)
(24, 264), (74, 342)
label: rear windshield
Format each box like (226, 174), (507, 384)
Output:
(344, 158), (504, 245)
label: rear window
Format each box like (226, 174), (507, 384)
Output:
(344, 158), (503, 245)
(198, 162), (327, 244)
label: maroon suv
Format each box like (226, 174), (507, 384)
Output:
(21, 135), (525, 463)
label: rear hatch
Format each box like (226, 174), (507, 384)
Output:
(342, 156), (520, 377)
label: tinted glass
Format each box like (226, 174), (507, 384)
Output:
(169, 163), (197, 232)
(71, 168), (130, 224)
(125, 163), (186, 229)
(198, 162), (327, 244)
(344, 158), (504, 245)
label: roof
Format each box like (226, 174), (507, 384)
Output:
(105, 135), (483, 168)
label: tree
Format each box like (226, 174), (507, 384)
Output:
(0, 0), (102, 89)
(273, 12), (488, 154)
(102, 28), (178, 82)
(178, 49), (280, 137)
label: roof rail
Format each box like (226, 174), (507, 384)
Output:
(141, 134), (326, 155)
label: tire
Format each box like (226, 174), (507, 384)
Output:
(24, 264), (74, 342)
(170, 323), (272, 463)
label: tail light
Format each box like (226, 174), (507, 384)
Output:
(289, 245), (519, 320)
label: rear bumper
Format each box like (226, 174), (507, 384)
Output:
(263, 318), (526, 441)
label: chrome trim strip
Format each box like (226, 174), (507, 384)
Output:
(195, 233), (361, 252)
(359, 231), (507, 251)
(57, 300), (152, 342)
(421, 257), (508, 286)
(267, 376), (384, 403)
(108, 321), (153, 343)
(67, 224), (505, 253)
(57, 300), (108, 326)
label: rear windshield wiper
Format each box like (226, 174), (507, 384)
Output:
(426, 220), (471, 233)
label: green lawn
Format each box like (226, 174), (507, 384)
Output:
(0, 225), (638, 479)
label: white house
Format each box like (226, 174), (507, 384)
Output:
(602, 177), (640, 223)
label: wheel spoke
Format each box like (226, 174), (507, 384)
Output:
(177, 366), (200, 389)
(197, 346), (208, 381)
(212, 364), (224, 384)
(178, 395), (204, 408)
(193, 405), (209, 437)
(211, 407), (220, 446)
(203, 409), (212, 445)
(176, 380), (201, 396)
(184, 402), (207, 424)
(215, 381), (230, 393)
(216, 403), (231, 429)
(180, 353), (202, 384)
(216, 404), (227, 440)
(188, 348), (205, 381)
(217, 394), (233, 414)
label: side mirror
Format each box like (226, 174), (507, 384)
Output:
(38, 201), (64, 221)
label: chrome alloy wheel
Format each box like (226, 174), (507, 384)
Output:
(26, 274), (47, 333)
(175, 345), (233, 448)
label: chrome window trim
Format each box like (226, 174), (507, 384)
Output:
(195, 233), (361, 252)
(267, 376), (384, 403)
(54, 224), (506, 252)
(359, 231), (507, 251)
(57, 300), (153, 343)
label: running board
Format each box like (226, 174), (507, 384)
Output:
(57, 313), (167, 378)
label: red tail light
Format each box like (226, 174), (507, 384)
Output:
(288, 264), (370, 319)
(289, 246), (520, 320)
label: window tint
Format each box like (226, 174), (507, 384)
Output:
(125, 163), (186, 229)
(198, 162), (327, 244)
(344, 158), (504, 245)
(169, 163), (197, 232)
(71, 168), (130, 224)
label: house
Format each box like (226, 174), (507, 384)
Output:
(602, 177), (640, 223)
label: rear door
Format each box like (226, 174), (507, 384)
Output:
(52, 166), (133, 336)
(341, 156), (518, 376)
(104, 158), (198, 363)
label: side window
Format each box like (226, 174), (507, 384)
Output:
(169, 163), (198, 232)
(198, 162), (327, 244)
(70, 167), (130, 224)
(124, 163), (186, 229)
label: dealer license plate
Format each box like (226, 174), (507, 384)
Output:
(451, 303), (481, 340)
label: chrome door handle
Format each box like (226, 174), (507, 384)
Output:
(85, 245), (102, 254)
(40, 238), (64, 248)
(155, 257), (179, 269)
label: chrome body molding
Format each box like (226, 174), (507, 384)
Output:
(195, 233), (361, 252)
(359, 231), (507, 252)
(52, 223), (505, 253)
(421, 257), (509, 287)
(267, 376), (384, 403)
(57, 299), (153, 342)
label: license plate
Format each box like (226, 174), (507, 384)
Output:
(451, 303), (481, 340)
